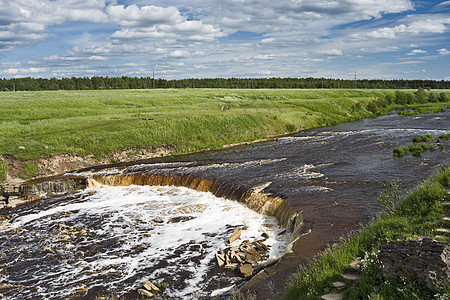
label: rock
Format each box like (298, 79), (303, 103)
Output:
(42, 247), (53, 253)
(217, 235), (271, 277)
(321, 293), (343, 300)
(226, 226), (247, 245)
(143, 280), (160, 293)
(224, 263), (239, 270)
(348, 258), (361, 271)
(72, 287), (88, 296)
(341, 273), (361, 281)
(378, 238), (450, 291)
(0, 283), (14, 290)
(216, 251), (226, 268)
(240, 263), (254, 277)
(261, 232), (269, 240)
(331, 281), (346, 290)
(138, 288), (154, 298)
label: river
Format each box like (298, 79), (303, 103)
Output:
(0, 111), (449, 299)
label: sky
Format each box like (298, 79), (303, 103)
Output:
(0, 0), (449, 80)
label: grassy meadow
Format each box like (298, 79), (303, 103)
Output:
(0, 89), (394, 160)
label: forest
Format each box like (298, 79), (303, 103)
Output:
(1, 76), (449, 91)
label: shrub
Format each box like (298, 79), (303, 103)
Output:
(408, 144), (424, 157)
(415, 88), (427, 103)
(412, 134), (434, 143)
(366, 101), (379, 114)
(393, 147), (409, 158)
(439, 133), (450, 140)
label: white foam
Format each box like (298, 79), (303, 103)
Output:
(2, 185), (291, 299)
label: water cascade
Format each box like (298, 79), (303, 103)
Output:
(89, 173), (302, 231)
(1, 172), (302, 299)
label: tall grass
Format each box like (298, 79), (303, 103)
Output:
(0, 89), (390, 159)
(283, 165), (450, 299)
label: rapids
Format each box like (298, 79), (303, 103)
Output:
(0, 185), (291, 299)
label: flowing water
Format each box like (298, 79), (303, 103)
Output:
(0, 111), (449, 299)
(0, 185), (290, 299)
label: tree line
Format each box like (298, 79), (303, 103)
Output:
(1, 76), (449, 91)
(366, 88), (448, 114)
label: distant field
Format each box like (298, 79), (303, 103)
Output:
(0, 89), (439, 160)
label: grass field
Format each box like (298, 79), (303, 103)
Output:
(0, 89), (395, 160)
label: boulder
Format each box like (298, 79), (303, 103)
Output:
(216, 235), (271, 277)
(240, 263), (254, 277)
(378, 238), (450, 291)
(216, 252), (226, 268)
(138, 288), (154, 298)
(226, 226), (247, 245)
(143, 280), (160, 293)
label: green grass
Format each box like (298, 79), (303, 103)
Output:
(0, 159), (7, 182)
(283, 165), (450, 300)
(0, 89), (396, 159)
(23, 162), (40, 179)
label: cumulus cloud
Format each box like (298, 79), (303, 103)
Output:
(196, 0), (414, 34)
(107, 5), (183, 27)
(351, 17), (450, 40)
(1, 0), (448, 80)
(407, 49), (427, 55)
(260, 38), (275, 44)
(437, 48), (450, 55)
(0, 0), (109, 53)
(108, 4), (223, 43)
(165, 50), (191, 58)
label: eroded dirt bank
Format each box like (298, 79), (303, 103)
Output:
(0, 145), (174, 188)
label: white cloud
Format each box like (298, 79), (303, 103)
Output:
(317, 49), (343, 56)
(107, 5), (183, 27)
(407, 49), (427, 55)
(261, 38), (275, 44)
(254, 54), (276, 60)
(351, 17), (450, 40)
(0, 0), (109, 52)
(1, 67), (48, 77)
(195, 0), (414, 35)
(108, 4), (223, 43)
(166, 50), (191, 58)
(359, 46), (399, 53)
(435, 1), (450, 8)
(437, 48), (450, 55)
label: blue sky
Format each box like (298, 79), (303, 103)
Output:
(0, 0), (449, 80)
